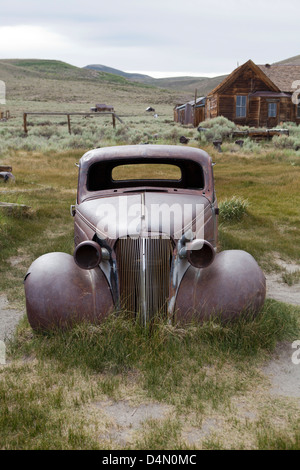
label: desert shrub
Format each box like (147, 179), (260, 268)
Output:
(161, 126), (181, 144)
(13, 135), (44, 151)
(220, 142), (240, 153)
(272, 135), (298, 149)
(31, 125), (60, 139)
(241, 138), (262, 153)
(200, 116), (236, 129)
(65, 133), (100, 149)
(219, 196), (249, 221)
(69, 124), (83, 136)
(281, 121), (297, 130)
(286, 124), (300, 141)
(115, 125), (129, 138)
(198, 116), (237, 142)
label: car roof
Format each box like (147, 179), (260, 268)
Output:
(79, 145), (212, 168)
(77, 145), (214, 203)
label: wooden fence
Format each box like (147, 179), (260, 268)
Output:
(23, 111), (124, 134)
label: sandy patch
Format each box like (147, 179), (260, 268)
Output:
(93, 399), (173, 446)
(0, 294), (25, 341)
(265, 273), (300, 306)
(262, 342), (300, 398)
(182, 418), (222, 446)
(265, 254), (300, 306)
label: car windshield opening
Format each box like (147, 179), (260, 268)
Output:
(112, 163), (181, 181)
(86, 158), (204, 191)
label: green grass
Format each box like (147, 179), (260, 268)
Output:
(218, 196), (249, 221)
(3, 300), (298, 450)
(7, 59), (78, 71)
(213, 151), (300, 268)
(11, 300), (297, 378)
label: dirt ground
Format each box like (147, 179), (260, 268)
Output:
(265, 254), (300, 306)
(0, 294), (24, 342)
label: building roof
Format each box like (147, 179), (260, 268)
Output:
(175, 97), (205, 110)
(207, 60), (280, 96)
(249, 91), (291, 98)
(95, 104), (114, 108)
(257, 64), (300, 93)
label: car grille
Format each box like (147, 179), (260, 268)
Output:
(115, 237), (173, 325)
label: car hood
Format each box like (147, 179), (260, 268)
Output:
(76, 192), (212, 242)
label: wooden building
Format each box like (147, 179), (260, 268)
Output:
(0, 108), (10, 120)
(174, 97), (205, 127)
(205, 59), (300, 127)
(91, 104), (114, 112)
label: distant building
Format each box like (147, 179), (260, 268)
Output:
(174, 97), (205, 127)
(91, 104), (114, 112)
(205, 59), (300, 127)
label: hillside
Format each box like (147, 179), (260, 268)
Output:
(0, 58), (153, 85)
(273, 54), (300, 65)
(84, 64), (152, 82)
(0, 58), (226, 117)
(154, 74), (227, 95)
(0, 59), (186, 115)
(84, 63), (226, 95)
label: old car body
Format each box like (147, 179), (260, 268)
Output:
(24, 145), (266, 330)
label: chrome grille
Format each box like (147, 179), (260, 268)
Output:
(115, 237), (173, 325)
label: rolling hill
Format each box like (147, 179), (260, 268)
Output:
(2, 55), (298, 116)
(84, 63), (227, 95)
(84, 64), (153, 81)
(0, 59), (186, 114)
(0, 58), (226, 115)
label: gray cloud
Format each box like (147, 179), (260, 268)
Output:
(0, 0), (299, 75)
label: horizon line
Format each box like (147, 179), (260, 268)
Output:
(125, 70), (228, 79)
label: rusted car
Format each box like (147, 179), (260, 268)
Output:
(24, 145), (266, 330)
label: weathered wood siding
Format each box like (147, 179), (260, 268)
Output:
(248, 98), (260, 127)
(205, 62), (297, 127)
(174, 104), (205, 126)
(291, 102), (300, 124)
(214, 62), (275, 124)
(205, 96), (218, 119)
(217, 95), (234, 120)
(194, 106), (205, 126)
(257, 97), (292, 127)
(221, 65), (272, 95)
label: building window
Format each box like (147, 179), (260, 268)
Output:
(236, 95), (247, 118)
(268, 102), (277, 118)
(297, 101), (300, 119)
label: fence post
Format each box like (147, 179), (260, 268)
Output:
(67, 114), (71, 134)
(23, 113), (28, 134)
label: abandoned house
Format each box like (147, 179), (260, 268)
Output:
(205, 59), (300, 127)
(90, 104), (114, 112)
(175, 60), (300, 128)
(174, 97), (206, 127)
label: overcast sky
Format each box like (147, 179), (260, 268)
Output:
(0, 0), (299, 77)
